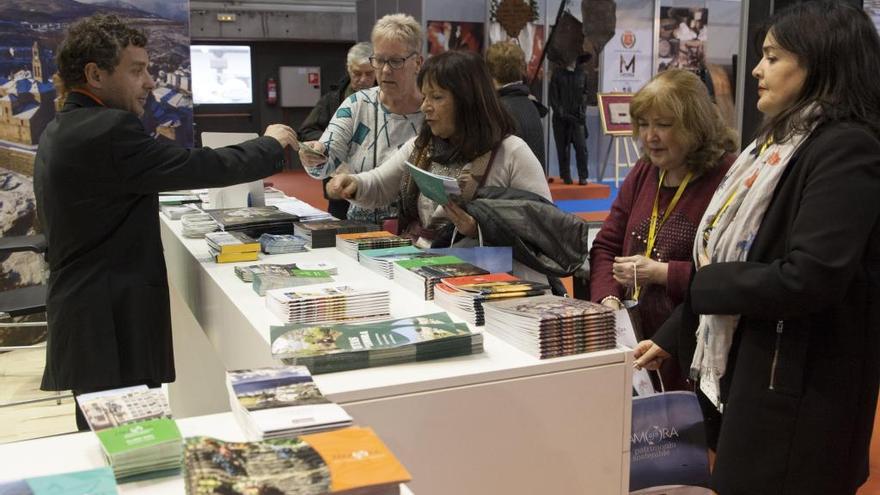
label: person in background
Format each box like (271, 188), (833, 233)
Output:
(634, 3), (880, 493)
(298, 14), (424, 224)
(590, 69), (737, 394)
(34, 14), (298, 430)
(298, 41), (375, 220)
(485, 41), (547, 170)
(548, 59), (589, 185)
(324, 50), (550, 249)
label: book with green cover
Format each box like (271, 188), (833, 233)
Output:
(405, 161), (460, 204)
(269, 312), (483, 373)
(252, 269), (334, 296)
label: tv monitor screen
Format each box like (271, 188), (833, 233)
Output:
(191, 45), (253, 104)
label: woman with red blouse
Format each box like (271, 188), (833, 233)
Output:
(590, 69), (737, 390)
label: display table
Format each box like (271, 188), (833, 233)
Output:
(0, 412), (413, 495)
(159, 217), (633, 495)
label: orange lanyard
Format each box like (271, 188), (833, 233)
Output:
(634, 169), (692, 299)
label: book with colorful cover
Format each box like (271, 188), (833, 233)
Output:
(405, 161), (460, 204)
(206, 206), (299, 230)
(252, 269), (334, 296)
(226, 366), (352, 439)
(205, 231), (260, 254)
(182, 427), (410, 495)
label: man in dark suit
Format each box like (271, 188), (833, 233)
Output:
(33, 14), (299, 430)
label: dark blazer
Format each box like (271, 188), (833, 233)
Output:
(498, 82), (547, 168)
(34, 92), (285, 391)
(654, 121), (880, 494)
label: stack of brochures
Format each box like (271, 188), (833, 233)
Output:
(0, 467), (118, 494)
(482, 295), (617, 359)
(294, 219), (380, 248)
(160, 203), (201, 220)
(267, 197), (335, 222)
(206, 206), (299, 237)
(270, 312), (484, 374)
(392, 255), (488, 300)
(265, 283), (391, 324)
(226, 366), (352, 440)
(235, 262), (338, 283)
(434, 273), (550, 326)
(75, 386), (182, 480)
(258, 233), (309, 254)
(358, 246), (441, 279)
(335, 231), (412, 260)
(183, 427), (411, 495)
(205, 231), (260, 263)
(252, 267), (334, 296)
(180, 211), (218, 238)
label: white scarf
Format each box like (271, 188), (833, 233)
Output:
(690, 127), (814, 409)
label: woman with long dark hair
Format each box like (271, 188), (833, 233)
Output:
(326, 50), (550, 248)
(634, 2), (880, 493)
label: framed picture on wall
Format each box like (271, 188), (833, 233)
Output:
(597, 93), (634, 136)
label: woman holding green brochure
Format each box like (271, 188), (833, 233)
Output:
(326, 50), (551, 249)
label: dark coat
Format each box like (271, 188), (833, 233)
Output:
(654, 121), (880, 494)
(498, 83), (547, 168)
(35, 92), (285, 391)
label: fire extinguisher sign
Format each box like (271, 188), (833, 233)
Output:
(308, 72), (319, 86)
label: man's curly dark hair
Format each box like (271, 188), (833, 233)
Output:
(56, 14), (147, 89)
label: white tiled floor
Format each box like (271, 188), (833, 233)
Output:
(0, 347), (76, 443)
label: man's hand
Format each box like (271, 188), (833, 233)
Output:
(298, 141), (328, 168)
(326, 174), (358, 200)
(443, 202), (478, 237)
(264, 124), (299, 150)
(633, 339), (671, 371)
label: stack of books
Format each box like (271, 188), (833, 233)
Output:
(180, 211), (218, 238)
(392, 256), (488, 300)
(75, 386), (182, 480)
(258, 233), (309, 254)
(434, 273), (550, 326)
(226, 366), (352, 440)
(160, 203), (201, 220)
(183, 427), (410, 495)
(270, 312), (484, 374)
(265, 283), (390, 324)
(252, 267), (334, 296)
(335, 231), (412, 260)
(293, 219), (380, 248)
(235, 262), (338, 282)
(205, 231), (261, 263)
(0, 467), (118, 493)
(206, 206), (299, 237)
(358, 246), (438, 279)
(482, 295), (617, 359)
(267, 197), (335, 222)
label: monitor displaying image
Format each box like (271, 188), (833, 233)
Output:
(191, 45), (253, 104)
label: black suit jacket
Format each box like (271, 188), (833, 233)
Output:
(654, 121), (880, 494)
(34, 92), (285, 391)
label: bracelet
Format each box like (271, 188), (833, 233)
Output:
(600, 295), (622, 306)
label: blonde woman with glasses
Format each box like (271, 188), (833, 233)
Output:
(299, 14), (425, 223)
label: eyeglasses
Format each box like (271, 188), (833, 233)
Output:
(368, 52), (417, 70)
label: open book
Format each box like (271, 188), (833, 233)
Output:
(406, 161), (461, 205)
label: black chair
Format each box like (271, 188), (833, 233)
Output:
(0, 234), (69, 407)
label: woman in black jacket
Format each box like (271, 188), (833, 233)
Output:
(634, 2), (880, 493)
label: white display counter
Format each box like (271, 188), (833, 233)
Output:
(0, 412), (413, 495)
(159, 216), (633, 495)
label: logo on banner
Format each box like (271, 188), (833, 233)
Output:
(308, 72), (319, 85)
(620, 55), (636, 75)
(621, 30), (636, 49)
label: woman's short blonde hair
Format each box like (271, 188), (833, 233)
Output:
(630, 69), (738, 174)
(371, 14), (423, 54)
(485, 42), (526, 84)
